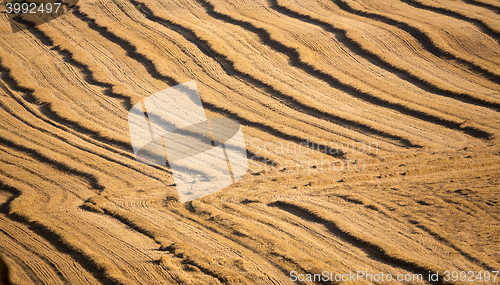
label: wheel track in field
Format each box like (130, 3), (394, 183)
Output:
(0, 80), (139, 175)
(269, 0), (500, 113)
(6, 18), (253, 187)
(71, 7), (178, 88)
(0, 250), (43, 284)
(0, 68), (174, 185)
(214, 154), (500, 276)
(3, 21), (296, 280)
(408, 219), (498, 271)
(196, 199), (413, 276)
(72, 6), (367, 157)
(462, 0), (500, 14)
(104, 0), (497, 151)
(181, 153), (499, 282)
(182, 200), (347, 283)
(0, 91), (173, 201)
(117, 1), (419, 151)
(0, 217), (72, 284)
(0, 151), (183, 284)
(91, 195), (294, 284)
(109, 0), (421, 149)
(0, 135), (106, 192)
(398, 0), (500, 40)
(0, 178), (124, 285)
(192, 0), (494, 140)
(331, 0), (500, 83)
(0, 13), (357, 281)
(85, 199), (250, 284)
(75, 1), (498, 152)
(14, 26), (182, 179)
(323, 156), (500, 271)
(269, 200), (452, 284)
(0, 197), (58, 284)
(3, 17), (188, 180)
(0, 48), (132, 152)
(2, 19), (139, 142)
(2, 1), (499, 283)
(155, 203), (291, 284)
(330, 189), (498, 271)
(131, 0), (422, 148)
(1, 15), (255, 187)
(223, 151), (500, 273)
(0, 97), (174, 204)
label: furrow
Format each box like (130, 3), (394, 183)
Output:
(0, 149), (178, 284)
(398, 0), (500, 41)
(0, 76), (147, 177)
(0, 100), (173, 185)
(182, 200), (345, 283)
(462, 0), (500, 14)
(408, 219), (497, 271)
(0, 47), (131, 152)
(192, 0), (494, 139)
(15, 25), (185, 178)
(85, 197), (262, 284)
(0, 226), (69, 284)
(0, 178), (126, 285)
(128, 0), (419, 148)
(269, 200), (451, 285)
(71, 7), (178, 88)
(327, 191), (497, 271)
(331, 0), (500, 83)
(72, 7), (355, 157)
(0, 135), (106, 192)
(271, 0), (500, 112)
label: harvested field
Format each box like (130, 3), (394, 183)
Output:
(0, 0), (499, 284)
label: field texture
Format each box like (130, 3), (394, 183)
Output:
(0, 0), (499, 284)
